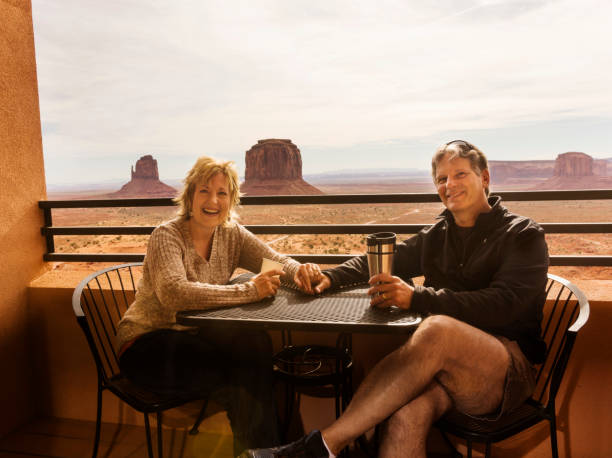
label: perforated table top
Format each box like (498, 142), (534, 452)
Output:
(176, 284), (422, 334)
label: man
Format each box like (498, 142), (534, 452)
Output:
(244, 140), (548, 458)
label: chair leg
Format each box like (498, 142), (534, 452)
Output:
(485, 441), (492, 458)
(334, 382), (341, 419)
(549, 417), (559, 458)
(282, 384), (296, 442)
(143, 413), (154, 458)
(334, 382), (347, 458)
(157, 412), (163, 458)
(91, 386), (103, 458)
(343, 370), (353, 410)
(189, 399), (210, 435)
(439, 431), (462, 458)
(466, 439), (472, 458)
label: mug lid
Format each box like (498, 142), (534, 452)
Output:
(366, 232), (396, 246)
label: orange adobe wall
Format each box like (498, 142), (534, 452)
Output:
(0, 0), (48, 437)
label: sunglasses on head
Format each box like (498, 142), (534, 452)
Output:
(445, 139), (476, 150)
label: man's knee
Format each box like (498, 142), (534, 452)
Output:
(410, 315), (460, 351)
(418, 315), (457, 335)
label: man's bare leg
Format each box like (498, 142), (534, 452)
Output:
(321, 315), (510, 455)
(378, 381), (452, 458)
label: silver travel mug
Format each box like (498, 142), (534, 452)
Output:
(366, 232), (396, 278)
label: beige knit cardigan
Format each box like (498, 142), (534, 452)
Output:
(116, 217), (300, 350)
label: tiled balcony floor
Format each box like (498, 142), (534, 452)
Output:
(0, 416), (461, 457)
(0, 415), (234, 458)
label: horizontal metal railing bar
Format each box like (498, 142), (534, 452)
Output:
(540, 223), (612, 233)
(271, 254), (612, 267)
(42, 222), (612, 236)
(39, 198), (177, 209)
(43, 252), (612, 266)
(38, 189), (612, 208)
(546, 255), (612, 267)
(39, 190), (612, 266)
(43, 226), (154, 236)
(44, 253), (146, 262)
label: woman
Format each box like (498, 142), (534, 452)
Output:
(116, 155), (322, 455)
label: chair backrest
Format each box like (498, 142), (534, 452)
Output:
(72, 263), (144, 382)
(531, 273), (590, 407)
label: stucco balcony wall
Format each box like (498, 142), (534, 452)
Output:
(0, 0), (48, 438)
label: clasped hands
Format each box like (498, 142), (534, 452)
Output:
(251, 263), (329, 300)
(253, 265), (413, 309)
(297, 269), (414, 309)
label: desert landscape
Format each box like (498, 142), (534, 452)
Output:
(44, 140), (611, 282)
(47, 182), (611, 282)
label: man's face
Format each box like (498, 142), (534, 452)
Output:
(434, 154), (489, 217)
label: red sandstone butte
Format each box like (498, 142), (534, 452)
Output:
(534, 152), (612, 190)
(241, 139), (323, 195)
(107, 155), (177, 198)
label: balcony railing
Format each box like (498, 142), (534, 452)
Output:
(39, 190), (612, 266)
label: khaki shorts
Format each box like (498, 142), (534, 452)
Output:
(461, 335), (537, 421)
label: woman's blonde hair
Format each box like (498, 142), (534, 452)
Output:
(174, 156), (241, 225)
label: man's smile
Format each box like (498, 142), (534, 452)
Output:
(446, 190), (465, 200)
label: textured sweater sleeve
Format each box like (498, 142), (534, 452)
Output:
(236, 224), (301, 284)
(146, 225), (260, 310)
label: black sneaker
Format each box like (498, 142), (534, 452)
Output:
(239, 430), (328, 458)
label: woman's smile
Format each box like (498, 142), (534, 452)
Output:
(189, 173), (231, 234)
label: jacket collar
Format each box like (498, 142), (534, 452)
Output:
(437, 195), (504, 228)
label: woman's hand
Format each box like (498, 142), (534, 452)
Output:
(294, 263), (330, 295)
(251, 269), (283, 300)
(367, 273), (414, 309)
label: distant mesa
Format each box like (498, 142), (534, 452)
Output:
(554, 152), (597, 176)
(489, 152), (611, 190)
(533, 152), (612, 190)
(241, 139), (323, 195)
(489, 159), (555, 183)
(107, 155), (177, 198)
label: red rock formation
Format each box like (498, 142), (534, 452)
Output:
(489, 160), (554, 183)
(553, 152), (593, 177)
(107, 155), (177, 198)
(131, 154), (160, 179)
(533, 152), (612, 190)
(241, 139), (323, 195)
(593, 160), (608, 176)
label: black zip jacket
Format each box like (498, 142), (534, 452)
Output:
(324, 196), (548, 364)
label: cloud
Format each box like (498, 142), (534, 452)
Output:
(31, 0), (612, 183)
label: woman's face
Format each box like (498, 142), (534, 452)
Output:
(189, 172), (231, 230)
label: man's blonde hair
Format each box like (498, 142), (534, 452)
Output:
(174, 156), (241, 224)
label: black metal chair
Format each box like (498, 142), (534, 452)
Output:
(436, 273), (590, 458)
(72, 262), (208, 458)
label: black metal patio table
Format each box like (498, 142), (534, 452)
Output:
(176, 281), (422, 447)
(176, 283), (422, 334)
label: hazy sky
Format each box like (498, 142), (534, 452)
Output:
(31, 0), (612, 185)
